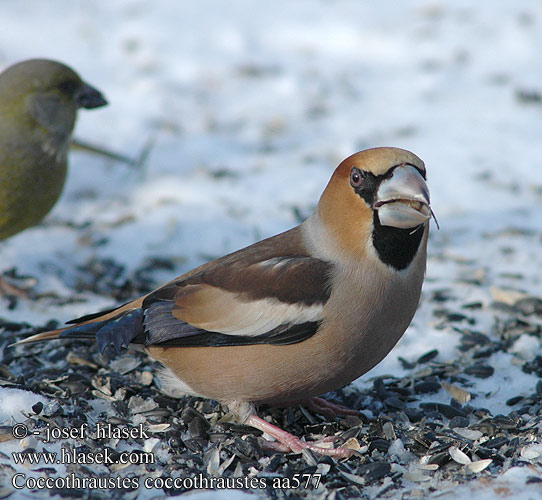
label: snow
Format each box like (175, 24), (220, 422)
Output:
(1, 1), (541, 499)
(0, 388), (49, 424)
(438, 467), (542, 500)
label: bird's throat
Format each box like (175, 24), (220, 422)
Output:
(371, 212), (425, 271)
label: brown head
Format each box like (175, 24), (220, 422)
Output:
(316, 147), (431, 270)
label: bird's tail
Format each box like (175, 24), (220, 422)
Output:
(15, 327), (70, 345)
(13, 301), (145, 353)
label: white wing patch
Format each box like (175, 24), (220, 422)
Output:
(194, 296), (323, 337)
(174, 256), (327, 338)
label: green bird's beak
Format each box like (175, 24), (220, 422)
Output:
(75, 82), (107, 109)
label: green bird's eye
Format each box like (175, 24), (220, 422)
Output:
(58, 79), (78, 94)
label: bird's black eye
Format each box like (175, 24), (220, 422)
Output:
(350, 168), (363, 187)
(58, 80), (78, 94)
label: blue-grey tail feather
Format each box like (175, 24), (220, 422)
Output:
(59, 309), (144, 354)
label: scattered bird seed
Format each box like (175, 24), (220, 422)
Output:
(466, 459), (492, 473)
(2, 252), (541, 499)
(449, 446), (472, 465)
(520, 446), (541, 461)
(417, 350), (439, 364)
(414, 381), (441, 394)
(464, 363), (494, 379)
(441, 382), (471, 404)
(453, 428), (483, 441)
(420, 403), (467, 419)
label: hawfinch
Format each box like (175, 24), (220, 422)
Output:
(20, 147), (433, 457)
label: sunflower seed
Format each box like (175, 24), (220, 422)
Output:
(449, 446), (471, 465)
(441, 382), (471, 404)
(466, 459), (492, 473)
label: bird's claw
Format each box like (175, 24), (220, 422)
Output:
(247, 414), (355, 458)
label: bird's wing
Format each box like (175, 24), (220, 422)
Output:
(141, 255), (332, 348)
(47, 255), (333, 352)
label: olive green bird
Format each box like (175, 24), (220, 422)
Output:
(0, 58), (107, 240)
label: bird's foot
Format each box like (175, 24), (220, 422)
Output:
(307, 396), (361, 419)
(246, 414), (354, 458)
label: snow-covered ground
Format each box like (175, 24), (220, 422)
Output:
(1, 1), (541, 499)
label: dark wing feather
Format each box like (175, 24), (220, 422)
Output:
(152, 321), (320, 348)
(66, 301), (130, 324)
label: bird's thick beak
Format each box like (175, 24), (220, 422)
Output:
(374, 164), (431, 229)
(75, 82), (108, 109)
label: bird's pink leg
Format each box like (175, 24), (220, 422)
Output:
(246, 414), (354, 458)
(307, 396), (362, 418)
